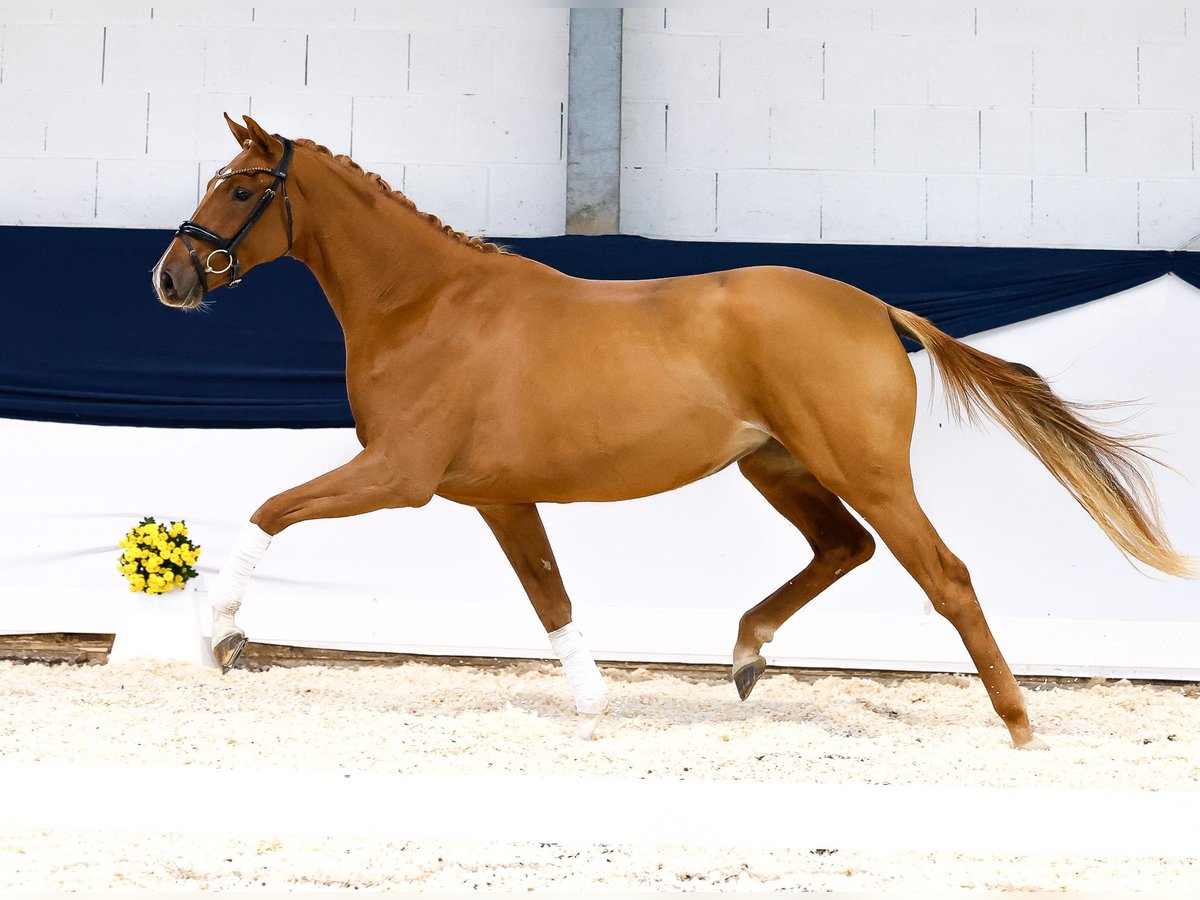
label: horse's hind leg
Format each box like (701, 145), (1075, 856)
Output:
(831, 469), (1044, 750)
(733, 440), (876, 699)
(477, 503), (608, 738)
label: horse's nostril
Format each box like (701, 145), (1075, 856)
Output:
(160, 269), (176, 299)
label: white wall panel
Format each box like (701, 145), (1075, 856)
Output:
(0, 22), (102, 86)
(718, 35), (822, 104)
(44, 88), (146, 158)
(621, 6), (1200, 248)
(303, 29), (408, 96)
(666, 101), (769, 169)
(769, 103), (875, 171)
(0, 6), (568, 234)
(874, 106), (978, 174)
(103, 24), (203, 90)
(0, 157), (95, 224)
(0, 88), (46, 155)
(94, 157), (197, 228)
(820, 172), (926, 243)
(1032, 177), (1139, 248)
(714, 169), (821, 242)
(486, 164), (567, 237)
(1087, 109), (1194, 178)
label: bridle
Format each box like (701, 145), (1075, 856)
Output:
(176, 136), (295, 295)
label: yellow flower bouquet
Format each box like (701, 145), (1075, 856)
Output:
(117, 517), (202, 594)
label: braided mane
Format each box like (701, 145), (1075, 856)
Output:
(292, 138), (507, 254)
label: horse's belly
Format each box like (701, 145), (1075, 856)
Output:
(437, 418), (769, 505)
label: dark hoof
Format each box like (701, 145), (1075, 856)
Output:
(213, 631), (247, 674)
(733, 657), (766, 701)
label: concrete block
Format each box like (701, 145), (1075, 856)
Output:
(870, 6), (975, 39)
(667, 101), (770, 169)
(622, 31), (720, 101)
(1139, 42), (1200, 110)
(204, 27), (306, 92)
(247, 1), (355, 25)
(42, 2), (152, 23)
(304, 28), (408, 95)
(1032, 177), (1139, 249)
(348, 8), (463, 29)
(874, 106), (979, 174)
(980, 109), (1087, 176)
(767, 7), (873, 36)
(0, 88), (47, 155)
(769, 103), (875, 171)
(926, 174), (1033, 246)
(621, 101), (667, 168)
(620, 166), (716, 237)
(820, 172), (926, 244)
(1087, 110), (1193, 178)
(0, 157), (95, 225)
(44, 89), (147, 159)
(402, 164), (489, 235)
(716, 169), (821, 241)
(1138, 178), (1200, 249)
(0, 4), (53, 23)
(665, 8), (767, 35)
(148, 2), (253, 25)
(927, 41), (1033, 108)
(146, 91), (253, 160)
(622, 8), (667, 33)
(408, 29), (494, 96)
(719, 35), (822, 103)
(456, 95), (563, 165)
(1, 24), (103, 87)
(95, 158), (197, 228)
(823, 38), (933, 105)
(351, 95), (456, 165)
(487, 164), (566, 236)
(1033, 43), (1138, 109)
(103, 25), (205, 91)
(492, 27), (570, 100)
(248, 94), (353, 150)
(977, 8), (1185, 41)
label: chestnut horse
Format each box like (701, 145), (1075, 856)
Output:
(153, 116), (1190, 748)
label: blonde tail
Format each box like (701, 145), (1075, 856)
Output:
(888, 305), (1193, 579)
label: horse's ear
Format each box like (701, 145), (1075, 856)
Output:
(242, 115), (282, 154)
(224, 112), (251, 148)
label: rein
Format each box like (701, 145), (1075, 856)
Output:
(176, 136), (295, 295)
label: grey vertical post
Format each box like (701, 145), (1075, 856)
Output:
(566, 9), (622, 234)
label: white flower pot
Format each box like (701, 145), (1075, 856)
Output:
(108, 581), (217, 669)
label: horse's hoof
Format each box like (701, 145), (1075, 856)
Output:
(1014, 735), (1050, 751)
(575, 713), (604, 741)
(212, 631), (247, 674)
(733, 656), (766, 700)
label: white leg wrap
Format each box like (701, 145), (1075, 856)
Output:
(209, 522), (272, 625)
(548, 622), (608, 716)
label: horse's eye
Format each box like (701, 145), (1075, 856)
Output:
(233, 187), (253, 202)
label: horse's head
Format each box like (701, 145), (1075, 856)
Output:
(152, 114), (295, 309)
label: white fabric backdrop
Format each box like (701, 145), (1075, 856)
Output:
(3, 276), (1198, 677)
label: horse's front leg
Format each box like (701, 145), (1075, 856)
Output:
(209, 447), (435, 672)
(477, 503), (609, 739)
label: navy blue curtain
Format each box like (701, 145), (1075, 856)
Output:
(1, 226), (1196, 428)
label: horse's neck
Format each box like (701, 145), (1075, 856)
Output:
(288, 158), (478, 334)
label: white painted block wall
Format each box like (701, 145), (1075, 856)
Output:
(621, 6), (1200, 249)
(0, 4), (568, 236)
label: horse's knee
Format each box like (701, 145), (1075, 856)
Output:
(250, 495), (290, 535)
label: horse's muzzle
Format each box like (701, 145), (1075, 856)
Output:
(153, 253), (204, 309)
